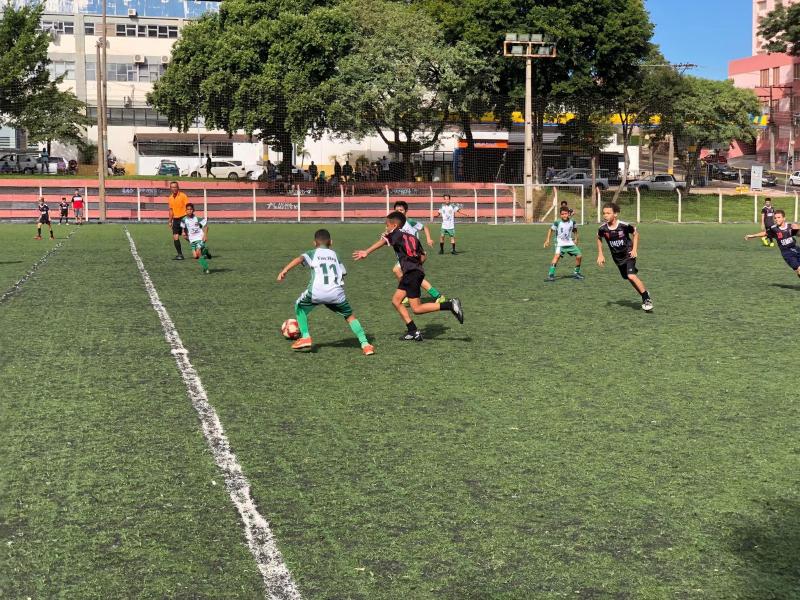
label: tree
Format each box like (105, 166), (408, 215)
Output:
(19, 87), (91, 153)
(758, 1), (800, 55)
(0, 2), (52, 126)
(656, 76), (760, 192)
(148, 0), (350, 176)
(323, 0), (483, 179)
(557, 107), (616, 194)
(608, 48), (684, 201)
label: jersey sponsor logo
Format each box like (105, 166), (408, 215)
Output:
(610, 239), (626, 248)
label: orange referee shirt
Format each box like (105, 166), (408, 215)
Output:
(168, 191), (189, 220)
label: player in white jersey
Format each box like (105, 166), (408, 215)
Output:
(277, 228), (374, 355)
(436, 194), (466, 254)
(543, 206), (583, 281)
(180, 203), (212, 273)
(392, 200), (445, 304)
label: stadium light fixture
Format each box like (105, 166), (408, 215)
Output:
(503, 33), (558, 222)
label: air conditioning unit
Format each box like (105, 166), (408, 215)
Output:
(160, 56), (170, 64)
(134, 54), (146, 64)
(128, 8), (137, 17)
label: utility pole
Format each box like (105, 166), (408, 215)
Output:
(96, 0), (107, 221)
(504, 33), (557, 223)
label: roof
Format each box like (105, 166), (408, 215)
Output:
(133, 133), (255, 144)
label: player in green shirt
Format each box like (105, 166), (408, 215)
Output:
(180, 203), (212, 273)
(543, 207), (583, 281)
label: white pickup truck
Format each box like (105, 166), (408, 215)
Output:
(626, 174), (686, 192)
(550, 171), (608, 190)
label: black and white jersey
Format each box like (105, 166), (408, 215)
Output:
(598, 221), (636, 263)
(762, 205), (776, 228)
(38, 203), (50, 218)
(767, 222), (799, 254)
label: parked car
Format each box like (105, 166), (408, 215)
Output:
(48, 156), (68, 174)
(550, 171), (608, 190)
(183, 159), (248, 179)
(0, 152), (40, 174)
(157, 160), (180, 176)
(789, 170), (800, 186)
(702, 154), (727, 164)
(626, 174), (686, 192)
(708, 164), (738, 181)
(741, 168), (777, 187)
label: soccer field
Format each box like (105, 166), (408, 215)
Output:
(2, 222), (799, 599)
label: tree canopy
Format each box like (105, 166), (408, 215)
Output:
(758, 1), (800, 55)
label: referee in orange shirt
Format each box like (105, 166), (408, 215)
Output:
(168, 181), (189, 260)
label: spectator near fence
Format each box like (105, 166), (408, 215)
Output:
(71, 188), (84, 225)
(205, 153), (212, 178)
(380, 156), (391, 181)
(308, 161), (318, 181)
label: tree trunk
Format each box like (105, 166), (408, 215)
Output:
(591, 154), (597, 204)
(612, 122), (631, 204)
(460, 111), (476, 182)
(532, 104), (545, 184)
(276, 130), (293, 179)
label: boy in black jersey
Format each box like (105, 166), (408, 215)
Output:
(34, 198), (55, 240)
(58, 197), (70, 224)
(760, 199), (776, 247)
(745, 209), (800, 277)
(353, 211), (463, 341)
(597, 202), (653, 312)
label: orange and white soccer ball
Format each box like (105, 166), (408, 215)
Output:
(281, 318), (301, 340)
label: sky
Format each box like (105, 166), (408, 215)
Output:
(645, 0), (752, 80)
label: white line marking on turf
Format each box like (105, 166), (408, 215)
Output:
(0, 230), (77, 304)
(124, 227), (301, 600)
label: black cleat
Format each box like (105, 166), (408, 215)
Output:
(451, 250), (458, 255)
(400, 330), (423, 341)
(438, 250), (444, 255)
(450, 297), (464, 324)
(174, 255), (185, 261)
(544, 274), (555, 282)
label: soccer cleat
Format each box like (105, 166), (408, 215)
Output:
(34, 235), (42, 240)
(174, 255), (185, 260)
(438, 250), (444, 255)
(451, 250), (458, 255)
(450, 297), (464, 324)
(400, 330), (423, 341)
(769, 241), (775, 247)
(573, 272), (585, 280)
(361, 344), (375, 356)
(203, 269), (210, 274)
(544, 274), (555, 282)
(291, 337), (313, 350)
(435, 295), (446, 304)
(642, 299), (654, 312)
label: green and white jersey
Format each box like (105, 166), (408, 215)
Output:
(439, 204), (457, 229)
(181, 215), (207, 243)
(551, 219), (578, 249)
(401, 218), (425, 239)
(301, 247), (347, 304)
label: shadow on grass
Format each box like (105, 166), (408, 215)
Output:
(0, 261), (23, 265)
(769, 282), (800, 290)
(209, 267), (233, 274)
(607, 299), (643, 311)
(729, 499), (800, 598)
(421, 323), (472, 342)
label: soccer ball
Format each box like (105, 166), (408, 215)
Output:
(281, 318), (301, 340)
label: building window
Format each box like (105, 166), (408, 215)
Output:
(87, 106), (172, 127)
(137, 63), (166, 83)
(47, 60), (76, 80)
(84, 22), (95, 35)
(104, 63), (138, 82)
(760, 69), (769, 87)
(116, 23), (138, 37)
(86, 62), (96, 81)
(168, 26), (178, 38)
(40, 20), (74, 35)
(773, 66), (781, 85)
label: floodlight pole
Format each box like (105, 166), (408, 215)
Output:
(96, 0), (108, 221)
(524, 56), (533, 220)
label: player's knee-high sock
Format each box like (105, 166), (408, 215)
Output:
(198, 256), (209, 271)
(348, 319), (369, 346)
(202, 246), (211, 259)
(427, 286), (441, 299)
(548, 265), (556, 276)
(439, 241), (444, 253)
(295, 305), (312, 338)
(173, 239), (183, 255)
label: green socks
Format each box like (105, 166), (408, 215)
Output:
(295, 305), (312, 338)
(427, 286), (441, 300)
(349, 319), (369, 346)
(548, 265), (556, 276)
(199, 256), (209, 271)
(574, 266), (581, 274)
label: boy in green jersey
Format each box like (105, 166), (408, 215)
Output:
(180, 203), (212, 273)
(543, 207), (583, 281)
(277, 228), (374, 355)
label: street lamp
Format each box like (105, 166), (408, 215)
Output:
(503, 33), (557, 222)
(95, 0), (108, 222)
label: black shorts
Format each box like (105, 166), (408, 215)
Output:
(398, 270), (425, 299)
(614, 257), (638, 280)
(38, 216), (50, 225)
(60, 210), (68, 217)
(781, 249), (800, 271)
(171, 218), (184, 235)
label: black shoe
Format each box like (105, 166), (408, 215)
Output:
(438, 250), (444, 255)
(544, 274), (555, 282)
(205, 252), (212, 260)
(174, 255), (185, 261)
(450, 298), (464, 324)
(451, 250), (458, 255)
(400, 330), (423, 341)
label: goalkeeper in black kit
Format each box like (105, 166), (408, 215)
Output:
(596, 202), (653, 312)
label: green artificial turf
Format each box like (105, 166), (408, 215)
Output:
(2, 222), (800, 599)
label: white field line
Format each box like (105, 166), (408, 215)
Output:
(123, 227), (301, 600)
(0, 229), (76, 304)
